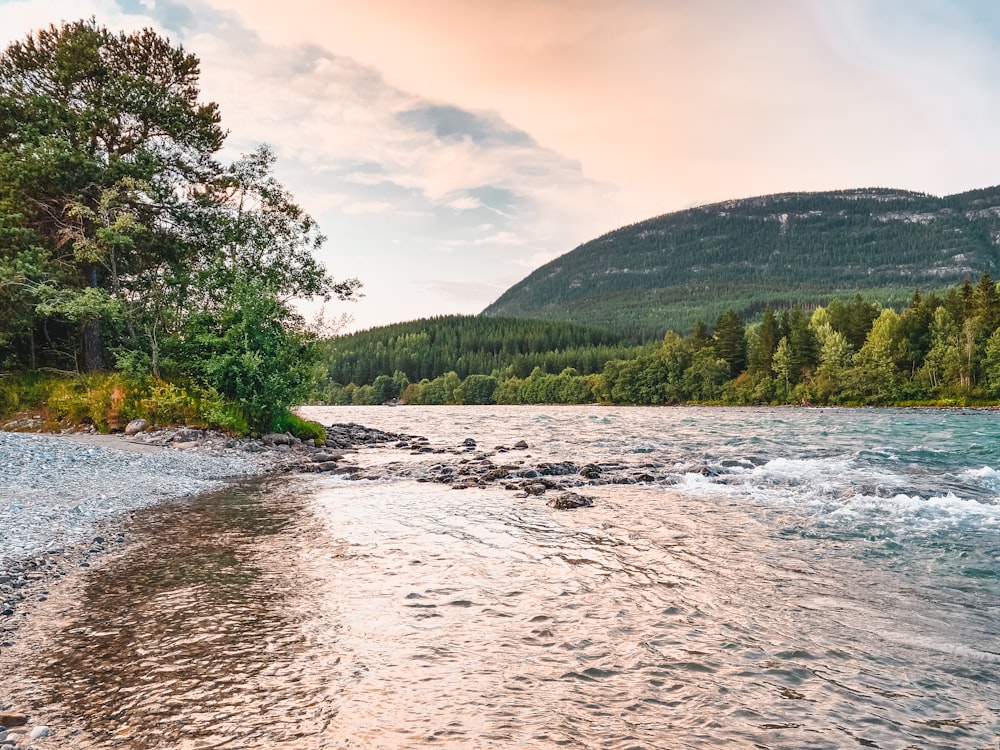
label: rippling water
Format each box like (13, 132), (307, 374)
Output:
(4, 407), (999, 749)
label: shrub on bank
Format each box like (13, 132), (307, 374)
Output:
(0, 371), (273, 435)
(272, 410), (326, 445)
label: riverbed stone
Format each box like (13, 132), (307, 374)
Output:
(29, 725), (50, 739)
(547, 492), (594, 509)
(0, 715), (26, 728)
(536, 461), (578, 476)
(124, 418), (148, 436)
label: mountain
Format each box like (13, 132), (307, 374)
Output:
(483, 186), (1000, 339)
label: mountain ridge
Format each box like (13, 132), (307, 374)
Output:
(483, 185), (1000, 338)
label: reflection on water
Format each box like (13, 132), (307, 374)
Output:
(3, 406), (1000, 749)
(6, 480), (344, 749)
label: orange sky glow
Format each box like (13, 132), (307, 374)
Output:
(3, 0), (999, 329)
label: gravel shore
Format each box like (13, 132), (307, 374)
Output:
(0, 431), (270, 567)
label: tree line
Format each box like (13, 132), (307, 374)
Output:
(325, 274), (1000, 406)
(319, 315), (642, 384)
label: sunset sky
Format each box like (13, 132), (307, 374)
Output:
(3, 0), (1000, 330)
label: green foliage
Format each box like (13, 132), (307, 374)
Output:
(179, 278), (319, 433)
(455, 374), (498, 405)
(325, 280), (1000, 408)
(318, 314), (636, 390)
(0, 18), (359, 427)
(271, 411), (326, 445)
(484, 188), (1000, 338)
(0, 371), (251, 432)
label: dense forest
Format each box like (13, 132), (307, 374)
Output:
(0, 19), (357, 433)
(326, 275), (1000, 407)
(485, 188), (1000, 338)
(318, 315), (643, 388)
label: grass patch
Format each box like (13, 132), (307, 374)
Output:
(272, 410), (326, 445)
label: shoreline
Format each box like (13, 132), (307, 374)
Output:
(0, 422), (415, 651)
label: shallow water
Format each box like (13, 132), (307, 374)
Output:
(4, 406), (999, 748)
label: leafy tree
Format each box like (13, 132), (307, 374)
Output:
(456, 374), (498, 404)
(813, 324), (854, 402)
(854, 309), (905, 402)
(371, 374), (399, 404)
(981, 328), (1000, 397)
(683, 348), (729, 400)
(0, 19), (358, 385)
(772, 336), (794, 395)
(0, 19), (224, 371)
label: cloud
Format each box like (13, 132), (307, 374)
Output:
(396, 104), (535, 147)
(341, 200), (395, 215)
(444, 196), (483, 211)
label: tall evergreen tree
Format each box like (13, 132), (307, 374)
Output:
(713, 309), (746, 378)
(748, 305), (778, 375)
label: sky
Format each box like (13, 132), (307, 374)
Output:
(3, 0), (1000, 331)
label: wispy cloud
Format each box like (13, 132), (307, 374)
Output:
(7, 0), (1000, 330)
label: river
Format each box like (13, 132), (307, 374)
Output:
(3, 406), (998, 749)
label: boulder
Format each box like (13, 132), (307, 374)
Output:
(124, 418), (148, 436)
(310, 452), (344, 463)
(261, 432), (293, 446)
(547, 492), (594, 510)
(536, 461), (579, 476)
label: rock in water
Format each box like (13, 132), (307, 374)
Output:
(547, 492), (594, 510)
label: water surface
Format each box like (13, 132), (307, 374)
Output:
(4, 406), (999, 749)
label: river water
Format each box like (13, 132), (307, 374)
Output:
(3, 406), (999, 749)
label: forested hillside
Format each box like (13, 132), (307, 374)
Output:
(484, 187), (1000, 338)
(319, 315), (640, 388)
(326, 276), (1000, 407)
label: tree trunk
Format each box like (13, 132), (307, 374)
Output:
(82, 318), (105, 372)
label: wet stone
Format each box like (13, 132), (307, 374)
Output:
(547, 492), (594, 510)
